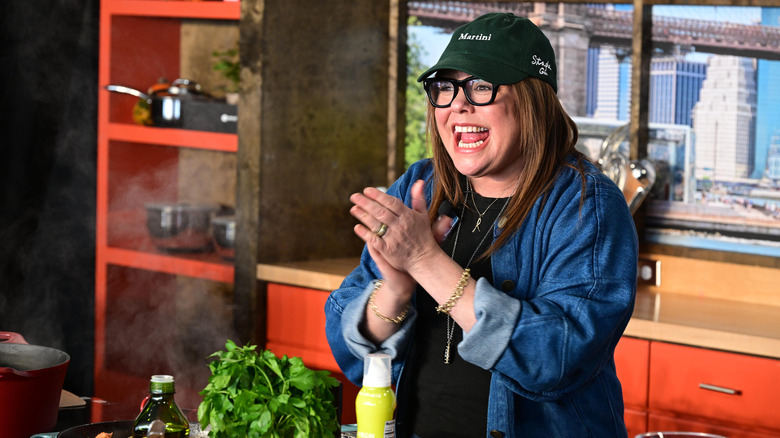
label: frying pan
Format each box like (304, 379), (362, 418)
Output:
(55, 420), (133, 438)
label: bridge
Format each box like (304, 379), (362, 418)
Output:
(408, 2), (780, 61)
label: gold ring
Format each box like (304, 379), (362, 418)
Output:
(375, 223), (388, 238)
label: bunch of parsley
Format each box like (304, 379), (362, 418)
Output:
(198, 340), (341, 437)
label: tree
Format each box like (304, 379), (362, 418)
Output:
(405, 18), (432, 169)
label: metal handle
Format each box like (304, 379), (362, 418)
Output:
(699, 382), (741, 395)
(105, 84), (150, 100)
(220, 113), (238, 123)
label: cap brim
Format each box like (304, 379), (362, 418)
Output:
(417, 53), (530, 85)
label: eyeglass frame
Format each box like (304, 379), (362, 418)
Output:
(422, 76), (501, 108)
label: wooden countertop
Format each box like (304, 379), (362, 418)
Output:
(257, 258), (780, 359)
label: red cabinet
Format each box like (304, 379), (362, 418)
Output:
(615, 337), (650, 437)
(265, 283), (360, 424)
(649, 342), (780, 435)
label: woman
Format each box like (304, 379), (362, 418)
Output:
(325, 12), (637, 438)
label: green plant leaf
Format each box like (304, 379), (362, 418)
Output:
(199, 341), (340, 437)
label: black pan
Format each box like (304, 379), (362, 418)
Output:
(57, 420), (133, 438)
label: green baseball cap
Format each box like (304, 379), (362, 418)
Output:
(417, 13), (558, 93)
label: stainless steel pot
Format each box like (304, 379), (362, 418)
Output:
(145, 203), (220, 252)
(106, 79), (206, 127)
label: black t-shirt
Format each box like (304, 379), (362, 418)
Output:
(407, 192), (510, 438)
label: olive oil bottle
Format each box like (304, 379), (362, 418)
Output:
(133, 375), (190, 438)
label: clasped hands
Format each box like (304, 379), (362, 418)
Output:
(350, 180), (453, 288)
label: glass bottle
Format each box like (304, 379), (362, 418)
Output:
(133, 375), (190, 438)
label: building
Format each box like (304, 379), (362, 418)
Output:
(767, 131), (780, 182)
(649, 56), (707, 127)
(753, 8), (780, 179)
(592, 45), (632, 121)
(692, 55), (757, 182)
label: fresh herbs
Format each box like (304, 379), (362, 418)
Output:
(211, 48), (239, 93)
(198, 340), (341, 438)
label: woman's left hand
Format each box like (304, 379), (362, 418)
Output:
(350, 180), (444, 275)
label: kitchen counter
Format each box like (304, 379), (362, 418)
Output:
(257, 258), (780, 359)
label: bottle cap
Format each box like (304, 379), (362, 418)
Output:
(150, 374), (175, 394)
(363, 353), (391, 388)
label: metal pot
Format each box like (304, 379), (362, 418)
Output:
(105, 78), (206, 127)
(145, 203), (220, 252)
(212, 215), (236, 260)
(0, 332), (70, 438)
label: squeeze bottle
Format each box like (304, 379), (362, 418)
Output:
(356, 353), (396, 438)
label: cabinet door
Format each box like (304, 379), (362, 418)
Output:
(649, 342), (780, 433)
(615, 336), (650, 409)
(264, 283), (358, 424)
(648, 413), (780, 438)
(265, 283), (337, 372)
(625, 408), (648, 438)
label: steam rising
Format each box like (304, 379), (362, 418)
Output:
(1, 0), (239, 407)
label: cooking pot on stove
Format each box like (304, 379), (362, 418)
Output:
(106, 78), (208, 128)
(0, 331), (70, 438)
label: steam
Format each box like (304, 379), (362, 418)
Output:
(0, 0), (239, 408)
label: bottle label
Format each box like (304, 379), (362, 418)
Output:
(356, 420), (394, 438)
(384, 419), (395, 437)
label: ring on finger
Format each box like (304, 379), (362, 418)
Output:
(374, 223), (388, 238)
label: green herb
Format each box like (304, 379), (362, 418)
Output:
(198, 340), (341, 438)
(211, 48), (239, 93)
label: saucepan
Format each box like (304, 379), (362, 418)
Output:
(145, 203), (221, 253)
(105, 78), (208, 127)
(0, 331), (70, 438)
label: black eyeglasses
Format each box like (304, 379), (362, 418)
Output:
(422, 76), (501, 108)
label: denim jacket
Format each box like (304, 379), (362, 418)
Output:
(325, 158), (638, 437)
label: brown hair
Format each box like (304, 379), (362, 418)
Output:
(426, 77), (587, 256)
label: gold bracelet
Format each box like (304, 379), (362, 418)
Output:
(436, 269), (471, 315)
(368, 280), (410, 324)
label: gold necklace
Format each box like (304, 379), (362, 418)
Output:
(444, 194), (511, 364)
(467, 179), (513, 232)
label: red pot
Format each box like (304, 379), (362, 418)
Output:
(0, 331), (70, 438)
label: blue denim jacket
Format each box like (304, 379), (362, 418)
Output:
(325, 158), (638, 437)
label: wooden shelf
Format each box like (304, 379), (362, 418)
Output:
(104, 0), (240, 20)
(106, 122), (238, 152)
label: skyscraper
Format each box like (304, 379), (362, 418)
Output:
(753, 8), (780, 179)
(592, 45), (631, 121)
(649, 56), (707, 127)
(692, 56), (757, 182)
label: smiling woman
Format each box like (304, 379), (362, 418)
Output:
(326, 12), (638, 438)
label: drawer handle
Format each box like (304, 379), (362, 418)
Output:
(699, 383), (741, 395)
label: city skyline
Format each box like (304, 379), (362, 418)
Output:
(409, 4), (780, 256)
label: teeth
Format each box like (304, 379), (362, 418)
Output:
(455, 125), (487, 133)
(458, 140), (484, 148)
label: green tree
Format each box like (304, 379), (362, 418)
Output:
(405, 18), (432, 169)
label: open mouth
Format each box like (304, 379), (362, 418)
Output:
(455, 125), (489, 148)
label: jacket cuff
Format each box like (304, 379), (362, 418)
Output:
(341, 280), (417, 362)
(458, 277), (520, 369)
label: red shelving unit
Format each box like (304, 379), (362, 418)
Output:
(95, 0), (239, 417)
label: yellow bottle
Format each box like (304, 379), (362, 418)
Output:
(356, 353), (396, 438)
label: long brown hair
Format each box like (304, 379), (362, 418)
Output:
(426, 77), (587, 256)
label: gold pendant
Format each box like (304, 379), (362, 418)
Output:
(472, 216), (482, 233)
(444, 342), (451, 364)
